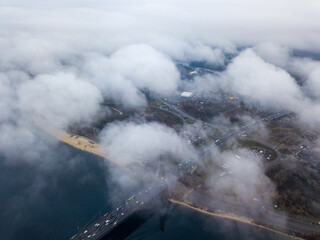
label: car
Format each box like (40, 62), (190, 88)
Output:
(128, 195), (135, 201)
(136, 201), (139, 204)
(84, 230), (88, 234)
(121, 213), (124, 216)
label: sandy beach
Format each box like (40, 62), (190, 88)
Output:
(169, 199), (304, 240)
(32, 116), (113, 161)
(55, 131), (108, 159)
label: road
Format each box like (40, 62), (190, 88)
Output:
(72, 180), (167, 240)
(69, 102), (299, 240)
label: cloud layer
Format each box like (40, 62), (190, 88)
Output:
(82, 44), (180, 107)
(18, 72), (103, 128)
(194, 47), (320, 126)
(100, 121), (193, 166)
(0, 1), (319, 238)
(207, 148), (274, 205)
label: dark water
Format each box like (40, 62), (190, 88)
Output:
(0, 141), (289, 240)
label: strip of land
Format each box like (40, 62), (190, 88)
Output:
(32, 116), (110, 161)
(55, 131), (107, 159)
(169, 198), (304, 240)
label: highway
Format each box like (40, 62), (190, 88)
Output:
(162, 101), (196, 122)
(69, 100), (296, 240)
(72, 180), (167, 240)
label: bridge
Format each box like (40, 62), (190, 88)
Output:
(69, 108), (291, 240)
(71, 179), (168, 240)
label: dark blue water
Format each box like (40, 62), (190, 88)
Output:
(0, 141), (289, 240)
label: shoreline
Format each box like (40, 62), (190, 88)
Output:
(32, 117), (308, 239)
(169, 198), (304, 240)
(32, 116), (114, 162)
(49, 128), (304, 240)
(58, 131), (107, 159)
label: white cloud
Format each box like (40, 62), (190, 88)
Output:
(307, 66), (320, 97)
(83, 44), (180, 107)
(254, 43), (291, 68)
(207, 148), (275, 206)
(0, 73), (16, 122)
(0, 0), (319, 182)
(224, 49), (304, 110)
(100, 121), (193, 166)
(193, 47), (320, 126)
(255, 43), (320, 98)
(18, 72), (103, 128)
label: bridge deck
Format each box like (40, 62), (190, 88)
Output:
(72, 180), (167, 240)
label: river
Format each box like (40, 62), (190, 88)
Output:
(0, 141), (289, 240)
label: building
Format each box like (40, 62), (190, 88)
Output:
(181, 92), (193, 98)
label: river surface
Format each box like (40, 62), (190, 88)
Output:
(0, 141), (289, 240)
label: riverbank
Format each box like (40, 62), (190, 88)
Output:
(32, 116), (111, 161)
(56, 131), (107, 159)
(31, 117), (310, 239)
(169, 198), (304, 240)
